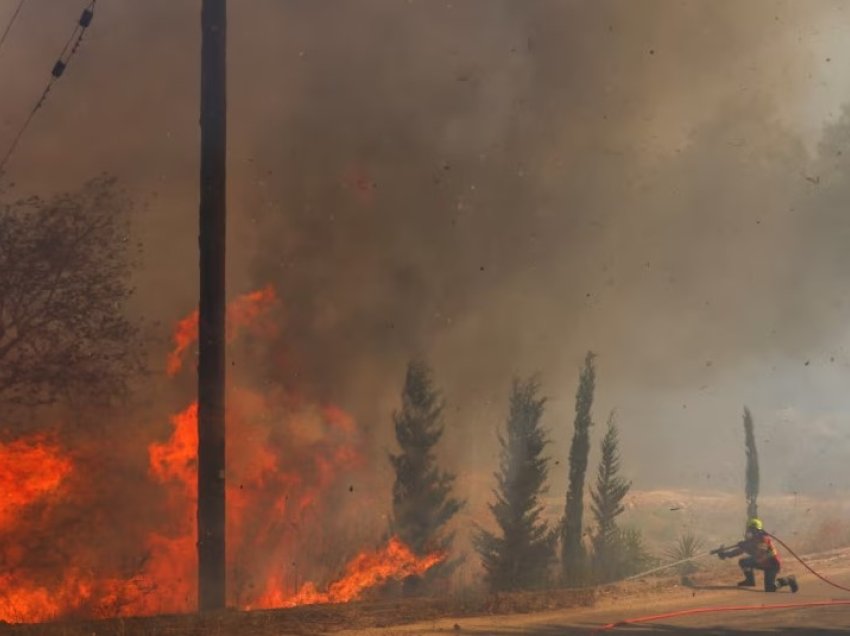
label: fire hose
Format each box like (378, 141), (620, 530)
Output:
(590, 533), (850, 633)
(590, 600), (850, 634)
(768, 532), (850, 594)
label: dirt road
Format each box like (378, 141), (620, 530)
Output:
(341, 553), (850, 635)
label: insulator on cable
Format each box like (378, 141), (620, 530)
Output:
(79, 9), (94, 28)
(51, 61), (66, 78)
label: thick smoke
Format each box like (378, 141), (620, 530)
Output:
(2, 1), (850, 517)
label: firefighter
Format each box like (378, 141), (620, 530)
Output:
(716, 517), (798, 593)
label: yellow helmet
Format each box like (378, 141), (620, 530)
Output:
(746, 517), (764, 531)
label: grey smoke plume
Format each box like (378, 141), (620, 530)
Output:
(2, 1), (849, 498)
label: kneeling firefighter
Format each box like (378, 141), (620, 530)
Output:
(714, 518), (798, 592)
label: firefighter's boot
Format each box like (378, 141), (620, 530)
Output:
(737, 570), (756, 587)
(777, 575), (799, 593)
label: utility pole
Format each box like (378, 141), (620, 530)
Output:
(198, 0), (227, 612)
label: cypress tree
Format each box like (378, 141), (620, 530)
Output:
(474, 378), (556, 591)
(389, 360), (464, 592)
(561, 351), (596, 582)
(590, 412), (631, 582)
(743, 406), (759, 520)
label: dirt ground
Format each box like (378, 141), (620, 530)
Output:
(3, 549), (849, 635)
(340, 548), (850, 636)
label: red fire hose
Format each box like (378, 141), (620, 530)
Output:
(590, 600), (850, 634)
(768, 533), (850, 594)
(591, 533), (850, 633)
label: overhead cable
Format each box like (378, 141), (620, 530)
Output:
(0, 0), (28, 54)
(0, 1), (96, 177)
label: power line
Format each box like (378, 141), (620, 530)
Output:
(0, 0), (28, 54)
(0, 0), (96, 177)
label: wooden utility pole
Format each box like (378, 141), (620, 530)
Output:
(198, 0), (227, 612)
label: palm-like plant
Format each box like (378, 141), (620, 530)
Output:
(665, 531), (704, 577)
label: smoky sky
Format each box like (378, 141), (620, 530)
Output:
(3, 0), (850, 494)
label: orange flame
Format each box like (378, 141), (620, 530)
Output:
(0, 284), (437, 622)
(166, 284), (278, 376)
(257, 537), (445, 609)
(0, 437), (76, 623)
(149, 403), (198, 494)
(0, 436), (73, 529)
(141, 392), (368, 613)
(166, 310), (199, 377)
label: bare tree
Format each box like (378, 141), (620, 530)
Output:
(0, 176), (143, 414)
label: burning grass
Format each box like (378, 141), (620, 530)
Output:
(0, 285), (444, 624)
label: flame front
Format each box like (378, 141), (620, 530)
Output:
(0, 437), (75, 622)
(262, 537), (445, 608)
(0, 285), (444, 622)
(0, 436), (72, 527)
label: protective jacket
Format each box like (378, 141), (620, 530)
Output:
(725, 531), (780, 567)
